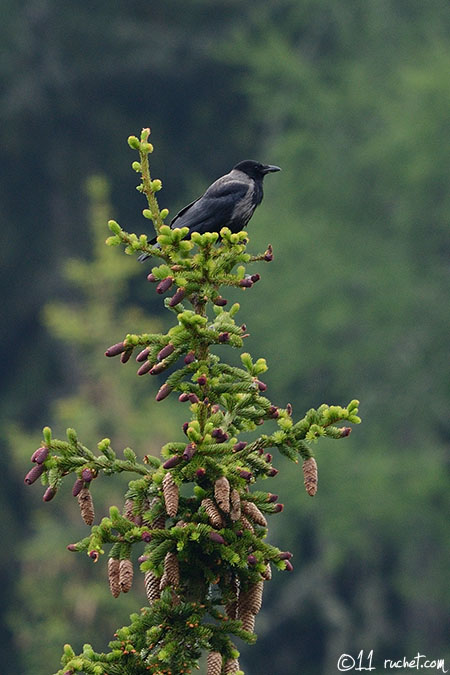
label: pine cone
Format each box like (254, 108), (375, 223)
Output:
(225, 574), (239, 619)
(242, 501), (268, 527)
(230, 489), (241, 521)
(261, 562), (272, 581)
(225, 658), (241, 673)
(108, 558), (120, 598)
(77, 487), (94, 525)
(207, 651), (223, 675)
(201, 498), (224, 528)
(303, 457), (318, 496)
(239, 608), (255, 633)
(240, 581), (264, 615)
(239, 515), (254, 534)
(123, 498), (135, 521)
(144, 570), (161, 604)
(214, 476), (230, 513)
(162, 473), (179, 517)
(145, 496), (166, 529)
(119, 558), (133, 593)
(163, 551), (179, 586)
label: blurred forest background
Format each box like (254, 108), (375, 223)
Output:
(1, 1), (449, 674)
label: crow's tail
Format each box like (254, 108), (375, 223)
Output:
(138, 236), (159, 263)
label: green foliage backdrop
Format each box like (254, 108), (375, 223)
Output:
(1, 1), (449, 674)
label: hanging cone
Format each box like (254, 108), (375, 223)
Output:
(162, 473), (179, 517)
(144, 570), (161, 604)
(201, 498), (224, 528)
(119, 559), (133, 593)
(123, 498), (135, 521)
(303, 457), (318, 496)
(77, 487), (94, 525)
(239, 515), (254, 534)
(239, 608), (255, 633)
(240, 581), (264, 615)
(225, 574), (239, 619)
(214, 476), (230, 513)
(163, 551), (179, 586)
(230, 489), (241, 521)
(261, 562), (272, 580)
(145, 496), (166, 529)
(224, 658), (240, 673)
(242, 501), (268, 527)
(108, 558), (120, 598)
(207, 651), (223, 675)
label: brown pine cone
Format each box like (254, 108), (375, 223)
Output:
(201, 498), (224, 528)
(108, 558), (120, 598)
(240, 581), (264, 615)
(119, 558), (133, 593)
(214, 476), (230, 513)
(239, 515), (254, 534)
(303, 457), (318, 496)
(162, 473), (179, 517)
(123, 498), (135, 521)
(224, 574), (239, 619)
(239, 608), (255, 633)
(242, 501), (268, 527)
(224, 658), (241, 673)
(207, 651), (223, 675)
(261, 562), (272, 580)
(163, 551), (179, 586)
(145, 496), (166, 529)
(144, 570), (161, 604)
(230, 489), (241, 521)
(77, 487), (94, 525)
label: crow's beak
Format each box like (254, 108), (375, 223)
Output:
(263, 164), (281, 174)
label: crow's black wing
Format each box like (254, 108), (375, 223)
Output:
(170, 177), (250, 236)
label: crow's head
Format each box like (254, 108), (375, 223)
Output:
(233, 160), (281, 181)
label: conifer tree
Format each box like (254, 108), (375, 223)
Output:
(25, 129), (361, 675)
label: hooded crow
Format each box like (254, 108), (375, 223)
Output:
(138, 160), (280, 261)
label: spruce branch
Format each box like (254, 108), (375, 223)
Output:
(26, 129), (361, 675)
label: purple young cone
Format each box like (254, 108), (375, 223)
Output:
(267, 493), (278, 503)
(32, 446), (49, 464)
(81, 468), (94, 482)
(239, 278), (253, 288)
(105, 341), (126, 357)
(247, 554), (257, 565)
(209, 532), (226, 545)
(147, 272), (157, 282)
(72, 478), (84, 496)
(279, 551), (293, 560)
(137, 360), (153, 376)
(157, 343), (175, 361)
(136, 347), (150, 362)
(213, 296), (227, 306)
(141, 531), (152, 543)
(184, 351), (196, 364)
(163, 455), (182, 469)
(218, 332), (230, 343)
(120, 349), (132, 363)
(43, 486), (56, 502)
(182, 443), (197, 461)
(179, 393), (190, 402)
(24, 464), (45, 485)
(169, 287), (186, 306)
(149, 361), (168, 375)
(156, 276), (173, 294)
(233, 441), (247, 452)
(239, 469), (253, 481)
